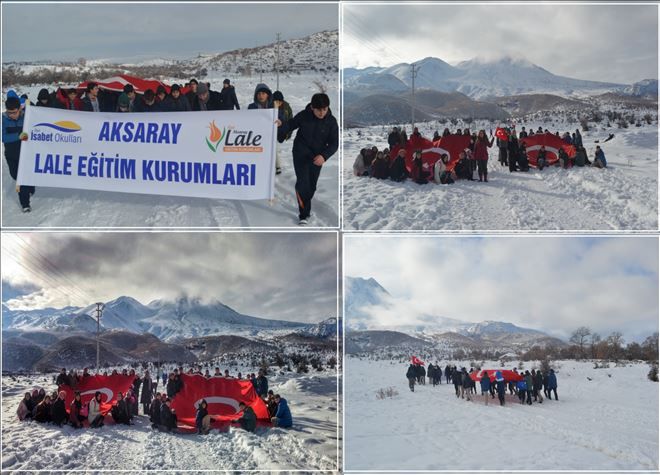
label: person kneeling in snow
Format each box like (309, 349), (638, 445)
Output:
(271, 394), (292, 428)
(233, 401), (257, 432)
(593, 146), (607, 168)
(111, 392), (131, 425)
(159, 398), (178, 432)
(196, 399), (212, 434)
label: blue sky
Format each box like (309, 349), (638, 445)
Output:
(2, 3), (338, 62)
(345, 236), (659, 342)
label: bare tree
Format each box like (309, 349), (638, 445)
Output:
(569, 326), (591, 359)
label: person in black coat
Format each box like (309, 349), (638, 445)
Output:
(507, 134), (519, 172)
(56, 368), (70, 387)
(219, 79), (240, 110)
(192, 83), (223, 111)
(452, 368), (462, 397)
(141, 372), (154, 415)
(134, 89), (163, 112)
(35, 88), (63, 109)
(150, 393), (162, 428)
(406, 364), (416, 392)
(389, 149), (408, 182)
(444, 365), (451, 384)
(277, 93), (338, 225)
(162, 85), (192, 112)
(51, 391), (68, 426)
(233, 402), (257, 432)
(388, 127), (400, 148)
(111, 392), (131, 425)
(159, 398), (178, 432)
(254, 370), (268, 397)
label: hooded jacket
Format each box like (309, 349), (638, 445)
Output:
(274, 398), (292, 427)
(247, 83), (273, 109)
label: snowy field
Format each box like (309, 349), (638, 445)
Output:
(1, 369), (339, 471)
(343, 122), (658, 230)
(2, 72), (339, 228)
(345, 358), (658, 471)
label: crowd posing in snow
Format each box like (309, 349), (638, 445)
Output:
(406, 363), (558, 406)
(353, 125), (607, 186)
(2, 78), (338, 225)
(16, 365), (293, 434)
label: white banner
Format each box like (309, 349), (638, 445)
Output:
(17, 106), (276, 200)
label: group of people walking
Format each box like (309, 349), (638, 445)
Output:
(353, 125), (608, 186)
(406, 363), (559, 407)
(17, 366), (293, 434)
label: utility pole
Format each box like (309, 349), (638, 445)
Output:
(411, 63), (420, 131)
(275, 33), (282, 91)
(94, 302), (105, 370)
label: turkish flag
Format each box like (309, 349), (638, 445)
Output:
(171, 374), (270, 429)
(411, 356), (425, 366)
(495, 127), (509, 141)
(391, 134), (471, 174)
(77, 74), (191, 95)
(520, 132), (576, 168)
(469, 369), (524, 382)
(59, 374), (135, 415)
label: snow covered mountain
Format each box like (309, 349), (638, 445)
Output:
(2, 295), (332, 342)
(345, 276), (565, 352)
(346, 55), (629, 100)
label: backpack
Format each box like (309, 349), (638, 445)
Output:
(440, 170), (454, 184)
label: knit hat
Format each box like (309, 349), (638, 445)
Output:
(273, 91), (284, 102)
(197, 83), (209, 95)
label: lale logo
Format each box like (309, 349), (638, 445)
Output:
(31, 120), (82, 143)
(205, 121), (263, 153)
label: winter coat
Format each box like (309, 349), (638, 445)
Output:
(480, 374), (491, 392)
(406, 365), (415, 379)
(195, 405), (208, 430)
(274, 398), (292, 428)
(524, 374), (534, 390)
(247, 83), (273, 109)
(112, 399), (130, 425)
(574, 149), (587, 167)
(496, 380), (506, 395)
(516, 380), (527, 392)
(70, 400), (83, 422)
(548, 372), (558, 389)
(254, 376), (268, 397)
(160, 404), (177, 430)
(141, 378), (154, 404)
(134, 98), (164, 113)
(388, 131), (400, 148)
(219, 85), (240, 110)
(353, 152), (368, 176)
(454, 158), (472, 179)
(389, 156), (408, 182)
(473, 137), (493, 160)
(238, 406), (257, 432)
(166, 378), (177, 398)
(51, 398), (68, 425)
(533, 372), (543, 390)
(56, 373), (70, 387)
(461, 372), (472, 388)
(150, 399), (162, 425)
(595, 149), (607, 167)
(36, 90), (64, 109)
(372, 157), (389, 179)
(56, 89), (84, 111)
(277, 104), (338, 163)
(162, 95), (192, 112)
(88, 398), (102, 423)
(34, 402), (51, 423)
(2, 111), (24, 144)
(452, 371), (462, 386)
(17, 400), (31, 420)
(277, 100), (294, 140)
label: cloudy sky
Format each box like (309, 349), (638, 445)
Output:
(345, 236), (658, 342)
(2, 3), (337, 62)
(2, 233), (337, 323)
(343, 4), (658, 83)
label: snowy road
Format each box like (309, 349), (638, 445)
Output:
(2, 371), (339, 471)
(345, 358), (659, 471)
(343, 125), (658, 230)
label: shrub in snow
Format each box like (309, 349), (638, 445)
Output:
(376, 387), (399, 399)
(648, 362), (658, 382)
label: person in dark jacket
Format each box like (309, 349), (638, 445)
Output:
(166, 373), (177, 398)
(56, 368), (70, 387)
(371, 151), (389, 179)
(271, 395), (292, 428)
(524, 371), (534, 405)
(117, 93), (131, 112)
(2, 97), (34, 212)
(461, 369), (472, 401)
(162, 84), (192, 112)
(111, 392), (131, 425)
(196, 399), (211, 434)
(444, 365), (451, 384)
(277, 93), (338, 225)
(454, 151), (473, 181)
(134, 89), (163, 112)
(411, 150), (429, 184)
(150, 393), (162, 428)
(34, 395), (52, 423)
(219, 78), (240, 110)
(81, 82), (105, 112)
(273, 90), (293, 174)
(35, 88), (62, 108)
(254, 370), (269, 397)
(50, 391), (68, 426)
(517, 143), (529, 171)
(507, 132), (519, 172)
(141, 371), (154, 414)
(495, 372), (506, 406)
(388, 127), (400, 148)
(248, 83), (273, 110)
(547, 369), (558, 400)
(159, 398), (178, 432)
(192, 82), (223, 111)
(185, 78), (199, 108)
(480, 372), (492, 405)
(594, 146), (607, 168)
(533, 370), (544, 403)
(452, 368), (462, 397)
(537, 146), (548, 170)
(234, 401), (257, 432)
(406, 364), (416, 392)
(389, 149), (408, 182)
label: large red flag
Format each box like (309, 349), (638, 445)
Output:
(411, 356), (425, 366)
(77, 74), (191, 95)
(495, 127), (509, 141)
(58, 374), (135, 415)
(469, 369), (524, 382)
(391, 134), (471, 174)
(520, 132), (576, 168)
(171, 374), (270, 428)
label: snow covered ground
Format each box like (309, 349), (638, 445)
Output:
(2, 72), (339, 228)
(344, 358), (658, 471)
(343, 122), (658, 230)
(1, 368), (339, 471)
